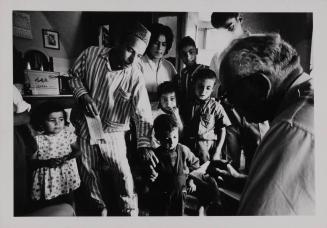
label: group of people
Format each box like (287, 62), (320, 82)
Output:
(14, 12), (314, 216)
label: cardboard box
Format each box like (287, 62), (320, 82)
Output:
(26, 70), (60, 95)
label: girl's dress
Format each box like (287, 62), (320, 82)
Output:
(31, 127), (81, 201)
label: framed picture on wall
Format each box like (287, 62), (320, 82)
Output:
(42, 29), (60, 50)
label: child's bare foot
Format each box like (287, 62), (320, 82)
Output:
(101, 208), (108, 216)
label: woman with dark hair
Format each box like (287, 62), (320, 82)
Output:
(138, 23), (177, 103)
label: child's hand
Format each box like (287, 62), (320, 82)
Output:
(70, 143), (82, 158)
(48, 158), (64, 168)
(165, 106), (178, 115)
(186, 179), (197, 193)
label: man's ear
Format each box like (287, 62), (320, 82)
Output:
(253, 73), (272, 100)
(238, 16), (243, 24)
(195, 48), (198, 55)
(240, 73), (271, 101)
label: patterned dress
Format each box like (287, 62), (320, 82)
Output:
(31, 127), (81, 200)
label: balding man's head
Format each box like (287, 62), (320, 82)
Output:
(219, 34), (302, 122)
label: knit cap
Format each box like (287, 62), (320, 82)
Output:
(125, 22), (151, 46)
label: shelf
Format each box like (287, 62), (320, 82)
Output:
(23, 94), (73, 99)
(23, 94), (76, 109)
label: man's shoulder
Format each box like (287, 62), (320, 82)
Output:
(274, 103), (313, 135)
(273, 81), (314, 135)
(138, 55), (147, 65)
(82, 46), (109, 58)
(162, 58), (177, 72)
(264, 98), (314, 149)
(86, 45), (107, 53)
(130, 63), (144, 82)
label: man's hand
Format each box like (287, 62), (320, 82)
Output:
(79, 93), (99, 117)
(186, 179), (197, 193)
(138, 147), (159, 182)
(138, 147), (159, 168)
(206, 159), (247, 179)
(206, 159), (229, 176)
(149, 165), (158, 182)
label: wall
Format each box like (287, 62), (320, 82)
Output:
(13, 11), (86, 74)
(13, 12), (313, 74)
(158, 16), (178, 58)
(243, 13), (313, 73)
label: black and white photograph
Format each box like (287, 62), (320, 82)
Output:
(42, 29), (60, 50)
(2, 0), (327, 227)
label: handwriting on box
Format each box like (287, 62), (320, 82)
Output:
(26, 70), (60, 95)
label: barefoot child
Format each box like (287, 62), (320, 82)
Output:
(30, 102), (81, 210)
(184, 68), (231, 164)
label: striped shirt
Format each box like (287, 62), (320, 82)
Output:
(69, 46), (153, 148)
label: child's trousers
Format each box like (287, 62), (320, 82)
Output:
(78, 132), (137, 215)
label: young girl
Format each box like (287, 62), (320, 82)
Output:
(30, 101), (81, 209)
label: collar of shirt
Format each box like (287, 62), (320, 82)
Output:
(275, 72), (313, 119)
(143, 54), (162, 71)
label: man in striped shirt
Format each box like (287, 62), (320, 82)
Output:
(69, 22), (156, 216)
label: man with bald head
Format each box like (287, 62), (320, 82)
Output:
(219, 34), (314, 215)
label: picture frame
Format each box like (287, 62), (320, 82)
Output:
(42, 29), (60, 50)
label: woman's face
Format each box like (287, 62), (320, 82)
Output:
(148, 34), (167, 60)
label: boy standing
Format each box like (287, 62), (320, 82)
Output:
(178, 36), (208, 121)
(209, 12), (248, 94)
(184, 68), (231, 164)
(148, 114), (199, 215)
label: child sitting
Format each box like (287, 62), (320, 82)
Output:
(147, 114), (199, 215)
(151, 81), (183, 148)
(183, 68), (231, 164)
(29, 101), (81, 210)
(178, 36), (208, 121)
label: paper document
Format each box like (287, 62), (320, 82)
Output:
(85, 115), (106, 145)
